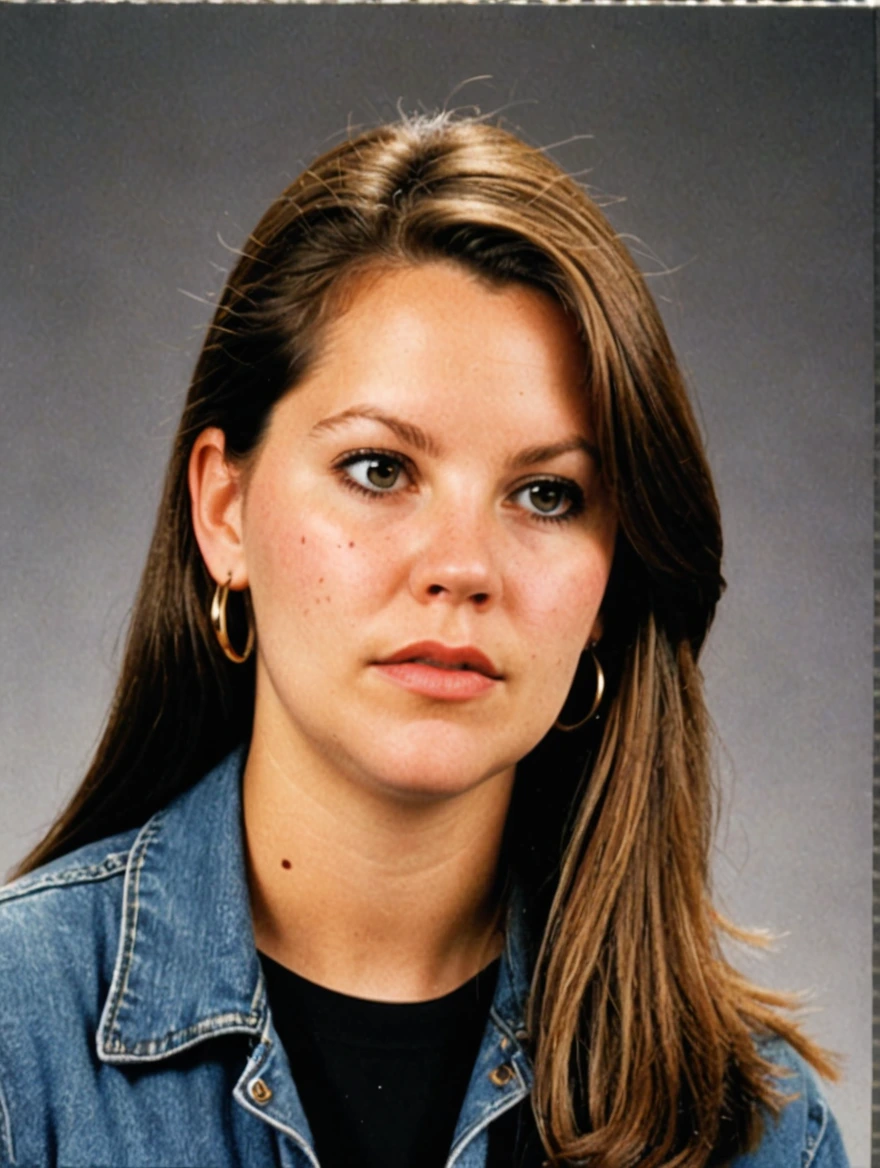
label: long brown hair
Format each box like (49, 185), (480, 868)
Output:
(14, 114), (835, 1166)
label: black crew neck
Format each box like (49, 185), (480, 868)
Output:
(258, 951), (500, 1168)
(259, 950), (500, 1049)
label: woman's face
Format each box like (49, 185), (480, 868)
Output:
(235, 262), (616, 800)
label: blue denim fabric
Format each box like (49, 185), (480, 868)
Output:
(0, 748), (849, 1168)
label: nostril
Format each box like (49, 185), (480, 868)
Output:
(420, 581), (494, 603)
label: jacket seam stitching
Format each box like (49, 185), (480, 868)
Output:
(446, 1084), (531, 1167)
(489, 1005), (519, 1036)
(249, 971), (266, 1016)
(487, 1008), (532, 1085)
(0, 1073), (14, 1165)
(233, 1028), (321, 1168)
(803, 1096), (829, 1168)
(102, 1018), (264, 1062)
(99, 815), (165, 1049)
(235, 1093), (322, 1168)
(0, 854), (129, 905)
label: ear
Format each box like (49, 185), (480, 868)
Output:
(188, 428), (248, 589)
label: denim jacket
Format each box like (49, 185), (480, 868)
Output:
(0, 748), (849, 1168)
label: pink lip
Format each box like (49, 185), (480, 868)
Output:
(372, 640), (502, 701)
(379, 641), (501, 676)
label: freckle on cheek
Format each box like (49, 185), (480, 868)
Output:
(348, 541), (355, 548)
(281, 859), (291, 870)
(301, 536), (306, 545)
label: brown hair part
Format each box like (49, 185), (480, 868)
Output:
(14, 113), (836, 1165)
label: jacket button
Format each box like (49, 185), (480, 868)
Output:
(489, 1064), (515, 1087)
(250, 1078), (273, 1104)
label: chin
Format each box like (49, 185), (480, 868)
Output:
(374, 769), (493, 802)
(351, 718), (523, 802)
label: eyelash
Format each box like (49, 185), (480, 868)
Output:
(331, 448), (586, 525)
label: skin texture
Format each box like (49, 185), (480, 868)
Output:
(189, 262), (617, 1000)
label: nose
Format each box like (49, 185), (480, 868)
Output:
(408, 504), (503, 610)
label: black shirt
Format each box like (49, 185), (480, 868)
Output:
(259, 952), (500, 1168)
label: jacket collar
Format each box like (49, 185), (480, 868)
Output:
(97, 746), (535, 1071)
(97, 746), (265, 1062)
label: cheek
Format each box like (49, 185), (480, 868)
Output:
(243, 489), (398, 626)
(516, 552), (611, 652)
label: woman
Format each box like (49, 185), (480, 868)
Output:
(0, 115), (848, 1168)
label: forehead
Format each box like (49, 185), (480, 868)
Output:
(278, 261), (593, 444)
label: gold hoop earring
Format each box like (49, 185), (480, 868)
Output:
(554, 645), (605, 732)
(210, 574), (255, 665)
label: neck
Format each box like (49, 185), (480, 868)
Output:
(243, 723), (515, 1003)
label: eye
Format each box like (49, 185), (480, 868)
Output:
(336, 451), (411, 495)
(511, 478), (584, 521)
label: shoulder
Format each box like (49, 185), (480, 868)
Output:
(0, 829), (138, 1023)
(0, 830), (144, 1159)
(0, 828), (136, 931)
(730, 1036), (850, 1168)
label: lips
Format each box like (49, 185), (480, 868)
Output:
(377, 641), (502, 679)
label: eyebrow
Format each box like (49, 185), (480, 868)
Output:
(309, 406), (600, 469)
(309, 407), (441, 457)
(511, 438), (600, 470)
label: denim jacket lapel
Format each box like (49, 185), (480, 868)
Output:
(447, 884), (535, 1166)
(96, 746), (265, 1062)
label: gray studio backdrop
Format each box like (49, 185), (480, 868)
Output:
(0, 8), (872, 1162)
